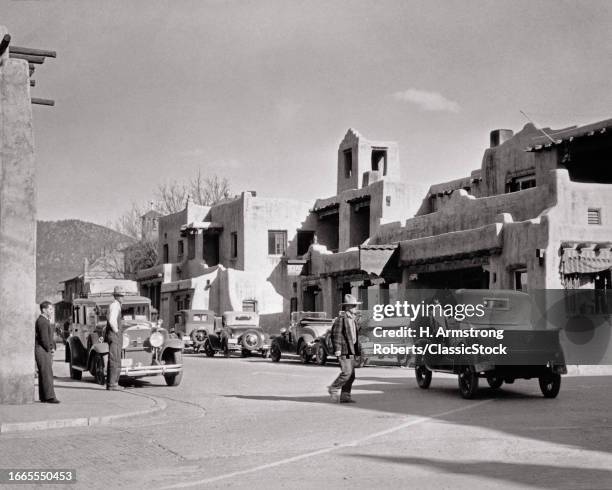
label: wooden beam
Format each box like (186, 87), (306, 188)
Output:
(31, 98), (55, 106)
(10, 45), (56, 58)
(0, 34), (10, 57)
(9, 53), (45, 64)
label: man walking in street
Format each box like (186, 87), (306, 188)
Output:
(35, 301), (60, 403)
(105, 286), (125, 391)
(327, 294), (361, 403)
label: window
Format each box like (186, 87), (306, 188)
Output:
(371, 147), (387, 175)
(268, 230), (287, 255)
(297, 230), (315, 256)
(242, 299), (258, 312)
(514, 269), (528, 290)
(177, 240), (184, 259)
(163, 244), (169, 263)
(588, 208), (601, 225)
(506, 174), (536, 193)
(230, 232), (238, 258)
(344, 149), (353, 178)
(187, 234), (196, 259)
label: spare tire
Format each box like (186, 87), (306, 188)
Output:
(241, 329), (263, 351)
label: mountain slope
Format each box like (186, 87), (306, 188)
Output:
(36, 220), (135, 303)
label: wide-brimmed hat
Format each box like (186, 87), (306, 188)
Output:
(341, 294), (362, 306)
(113, 286), (126, 297)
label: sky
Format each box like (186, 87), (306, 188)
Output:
(3, 0), (612, 226)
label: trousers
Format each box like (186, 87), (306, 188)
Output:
(35, 345), (56, 401)
(105, 329), (122, 387)
(330, 356), (356, 394)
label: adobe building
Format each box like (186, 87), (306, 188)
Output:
(293, 129), (429, 316)
(137, 192), (312, 331)
(295, 121), (612, 321)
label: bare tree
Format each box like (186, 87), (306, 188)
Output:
(156, 181), (188, 215)
(156, 172), (231, 214)
(114, 202), (147, 239)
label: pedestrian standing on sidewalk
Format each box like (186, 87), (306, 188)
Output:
(105, 286), (125, 391)
(327, 294), (362, 403)
(35, 301), (60, 403)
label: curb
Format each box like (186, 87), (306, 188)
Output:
(0, 391), (167, 434)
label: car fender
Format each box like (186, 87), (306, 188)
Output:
(297, 334), (315, 354)
(67, 336), (88, 368)
(160, 345), (183, 361)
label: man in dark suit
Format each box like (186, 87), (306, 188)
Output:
(35, 301), (59, 403)
(327, 294), (361, 403)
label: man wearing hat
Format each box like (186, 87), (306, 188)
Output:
(327, 294), (362, 403)
(105, 286), (125, 390)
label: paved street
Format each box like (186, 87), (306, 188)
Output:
(1, 353), (611, 490)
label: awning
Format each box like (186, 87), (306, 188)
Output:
(561, 248), (612, 275)
(360, 244), (398, 276)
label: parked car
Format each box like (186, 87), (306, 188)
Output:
(411, 289), (567, 399)
(173, 309), (217, 353)
(202, 311), (270, 358)
(65, 294), (184, 386)
(270, 311), (334, 363)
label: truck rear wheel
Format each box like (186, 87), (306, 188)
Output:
(458, 366), (479, 399)
(539, 371), (561, 398)
(415, 365), (432, 389)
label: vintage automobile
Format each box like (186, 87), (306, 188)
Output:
(65, 294), (184, 386)
(173, 309), (218, 353)
(270, 311), (334, 364)
(312, 326), (369, 367)
(200, 311), (270, 358)
(411, 289), (566, 399)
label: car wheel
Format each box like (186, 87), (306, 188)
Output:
(415, 365), (432, 389)
(204, 339), (215, 358)
(299, 343), (312, 364)
(164, 350), (183, 387)
(223, 341), (230, 358)
(68, 349), (82, 380)
(270, 342), (281, 362)
(486, 375), (503, 390)
(539, 371), (561, 398)
(315, 344), (327, 366)
(92, 353), (106, 386)
(458, 366), (479, 399)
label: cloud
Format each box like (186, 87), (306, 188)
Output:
(392, 88), (460, 113)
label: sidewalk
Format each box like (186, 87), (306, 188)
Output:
(0, 347), (166, 434)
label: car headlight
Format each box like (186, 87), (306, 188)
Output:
(122, 334), (130, 349)
(150, 332), (164, 348)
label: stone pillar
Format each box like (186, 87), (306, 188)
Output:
(0, 26), (37, 404)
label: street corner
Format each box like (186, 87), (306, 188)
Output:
(0, 380), (167, 434)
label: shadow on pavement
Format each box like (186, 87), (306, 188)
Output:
(225, 373), (612, 456)
(345, 454), (612, 490)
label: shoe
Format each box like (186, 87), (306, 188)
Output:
(340, 397), (356, 404)
(106, 385), (125, 391)
(327, 385), (340, 402)
(45, 398), (60, 404)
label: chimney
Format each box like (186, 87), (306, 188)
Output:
(490, 129), (514, 148)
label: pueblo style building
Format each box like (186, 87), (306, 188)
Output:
(137, 119), (612, 331)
